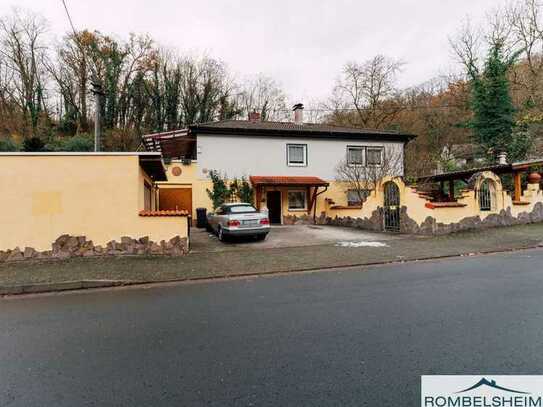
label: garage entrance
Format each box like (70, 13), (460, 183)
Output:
(159, 188), (192, 213)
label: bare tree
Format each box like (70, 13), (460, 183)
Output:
(450, 18), (483, 78)
(178, 55), (237, 125)
(506, 0), (543, 106)
(329, 56), (405, 129)
(335, 148), (403, 204)
(0, 9), (49, 136)
(237, 74), (287, 121)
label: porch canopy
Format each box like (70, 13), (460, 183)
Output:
(416, 158), (543, 202)
(249, 175), (329, 213)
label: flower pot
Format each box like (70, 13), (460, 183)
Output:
(527, 172), (542, 184)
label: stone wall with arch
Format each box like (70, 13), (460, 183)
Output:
(314, 171), (543, 235)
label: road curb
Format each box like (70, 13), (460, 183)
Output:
(0, 280), (125, 296)
(2, 242), (543, 298)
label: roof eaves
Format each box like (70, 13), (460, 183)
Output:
(190, 124), (416, 142)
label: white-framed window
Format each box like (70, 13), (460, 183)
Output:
(287, 144), (307, 166)
(366, 147), (383, 166)
(287, 190), (307, 210)
(347, 146), (364, 166)
(347, 189), (370, 206)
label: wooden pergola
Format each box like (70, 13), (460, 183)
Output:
(416, 159), (543, 203)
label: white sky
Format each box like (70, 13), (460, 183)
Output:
(0, 0), (500, 105)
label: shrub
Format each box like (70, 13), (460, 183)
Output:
(0, 137), (19, 152)
(62, 134), (94, 151)
(22, 137), (47, 152)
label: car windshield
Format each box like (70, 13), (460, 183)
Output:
(229, 205), (257, 214)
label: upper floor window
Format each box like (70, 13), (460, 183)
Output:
(347, 146), (364, 166)
(366, 148), (383, 166)
(287, 144), (307, 166)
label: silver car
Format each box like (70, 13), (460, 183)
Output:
(207, 203), (270, 242)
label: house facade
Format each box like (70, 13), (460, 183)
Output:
(146, 105), (415, 226)
(146, 107), (543, 235)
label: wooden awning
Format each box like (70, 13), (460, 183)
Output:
(139, 156), (167, 181)
(416, 164), (512, 183)
(417, 158), (543, 184)
(141, 130), (196, 160)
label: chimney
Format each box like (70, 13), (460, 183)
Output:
(497, 151), (507, 165)
(293, 103), (304, 124)
(248, 110), (261, 122)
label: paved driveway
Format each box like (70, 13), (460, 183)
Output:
(190, 224), (404, 253)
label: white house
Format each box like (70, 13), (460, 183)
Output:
(143, 104), (416, 225)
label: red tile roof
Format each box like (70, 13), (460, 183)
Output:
(139, 210), (189, 217)
(249, 176), (329, 187)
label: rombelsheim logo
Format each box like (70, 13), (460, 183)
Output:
(421, 376), (543, 407)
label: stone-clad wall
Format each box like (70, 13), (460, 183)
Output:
(0, 234), (189, 263)
(295, 172), (543, 235)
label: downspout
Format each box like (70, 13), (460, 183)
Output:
(313, 186), (328, 222)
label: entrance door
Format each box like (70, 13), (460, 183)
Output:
(383, 182), (400, 232)
(266, 191), (282, 224)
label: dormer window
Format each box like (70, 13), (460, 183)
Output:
(287, 144), (307, 166)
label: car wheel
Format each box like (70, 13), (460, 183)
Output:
(256, 234), (267, 241)
(218, 227), (225, 242)
(205, 222), (213, 233)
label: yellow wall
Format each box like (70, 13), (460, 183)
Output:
(160, 162), (212, 220)
(161, 161), (543, 232)
(0, 155), (188, 251)
(161, 160), (384, 222)
(402, 171), (543, 227)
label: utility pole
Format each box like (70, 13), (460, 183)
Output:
(91, 81), (104, 152)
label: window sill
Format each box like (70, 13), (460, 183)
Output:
(288, 208), (308, 212)
(512, 200), (530, 206)
(424, 202), (467, 209)
(330, 205), (362, 210)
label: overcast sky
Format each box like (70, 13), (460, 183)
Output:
(0, 0), (499, 105)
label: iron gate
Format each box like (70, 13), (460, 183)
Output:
(478, 179), (492, 211)
(384, 182), (400, 232)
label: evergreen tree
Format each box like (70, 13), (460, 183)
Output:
(467, 41), (521, 160)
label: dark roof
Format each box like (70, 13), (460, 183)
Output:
(189, 120), (416, 142)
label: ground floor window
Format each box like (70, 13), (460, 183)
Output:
(347, 189), (370, 206)
(287, 190), (307, 210)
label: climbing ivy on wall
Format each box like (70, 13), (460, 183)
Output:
(206, 171), (254, 209)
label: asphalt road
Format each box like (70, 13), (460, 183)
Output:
(2, 249), (543, 406)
